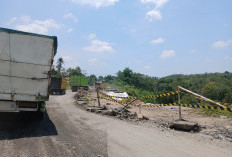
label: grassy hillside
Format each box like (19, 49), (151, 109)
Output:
(106, 69), (232, 105)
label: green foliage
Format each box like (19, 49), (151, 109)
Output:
(98, 76), (104, 82)
(66, 82), (71, 90)
(67, 67), (82, 77)
(110, 68), (232, 105)
(56, 57), (64, 73)
(89, 74), (97, 83)
(200, 109), (232, 118)
(104, 75), (116, 82)
(201, 82), (217, 100)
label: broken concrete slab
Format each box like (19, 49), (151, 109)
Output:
(109, 110), (119, 116)
(137, 113), (143, 119)
(102, 110), (112, 115)
(103, 105), (112, 110)
(95, 110), (103, 114)
(85, 106), (105, 112)
(170, 120), (200, 132)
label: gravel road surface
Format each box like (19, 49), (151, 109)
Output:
(0, 90), (231, 157)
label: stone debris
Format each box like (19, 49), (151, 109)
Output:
(78, 102), (148, 120)
(170, 120), (200, 132)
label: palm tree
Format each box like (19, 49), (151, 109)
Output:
(56, 57), (64, 73)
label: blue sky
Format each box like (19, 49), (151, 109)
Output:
(1, 0), (232, 77)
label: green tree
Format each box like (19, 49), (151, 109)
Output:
(98, 76), (104, 82)
(56, 57), (64, 73)
(201, 82), (217, 99)
(89, 74), (97, 83)
(104, 75), (115, 82)
(67, 66), (82, 76)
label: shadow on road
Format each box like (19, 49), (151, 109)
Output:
(0, 111), (58, 140)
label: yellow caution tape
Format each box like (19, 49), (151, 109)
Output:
(101, 96), (232, 112)
(101, 97), (132, 106)
(180, 104), (232, 112)
(180, 91), (232, 107)
(99, 90), (180, 100)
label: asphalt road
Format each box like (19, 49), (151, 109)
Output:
(0, 90), (231, 157)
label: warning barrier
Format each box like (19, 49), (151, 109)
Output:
(180, 104), (232, 112)
(99, 90), (179, 100)
(101, 96), (232, 112)
(141, 103), (231, 112)
(101, 97), (134, 106)
(99, 89), (232, 112)
(180, 91), (232, 107)
(142, 103), (177, 108)
(99, 91), (136, 100)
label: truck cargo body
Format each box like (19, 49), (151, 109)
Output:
(69, 76), (89, 92)
(50, 77), (67, 95)
(0, 28), (57, 114)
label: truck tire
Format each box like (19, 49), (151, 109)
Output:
(71, 86), (77, 92)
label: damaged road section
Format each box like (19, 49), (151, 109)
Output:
(78, 102), (149, 121)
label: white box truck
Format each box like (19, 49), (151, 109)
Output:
(0, 28), (57, 118)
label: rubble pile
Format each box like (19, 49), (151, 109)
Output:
(78, 101), (149, 120)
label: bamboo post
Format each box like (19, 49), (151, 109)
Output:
(97, 87), (101, 107)
(178, 87), (182, 120)
(178, 86), (226, 108)
(138, 99), (142, 117)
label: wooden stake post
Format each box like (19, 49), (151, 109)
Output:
(178, 87), (182, 120)
(136, 99), (143, 119)
(96, 87), (101, 107)
(178, 86), (226, 108)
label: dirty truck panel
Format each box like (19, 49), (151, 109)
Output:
(0, 28), (57, 113)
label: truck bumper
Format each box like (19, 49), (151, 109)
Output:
(0, 101), (39, 112)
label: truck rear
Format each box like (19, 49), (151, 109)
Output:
(70, 76), (89, 92)
(50, 77), (67, 95)
(0, 28), (57, 118)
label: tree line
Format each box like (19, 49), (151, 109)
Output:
(52, 57), (103, 83)
(52, 58), (232, 104)
(104, 68), (232, 104)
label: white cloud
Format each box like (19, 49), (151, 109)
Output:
(130, 29), (136, 33)
(10, 16), (61, 34)
(88, 58), (98, 63)
(63, 56), (72, 61)
(70, 0), (119, 8)
(67, 28), (73, 33)
(140, 0), (170, 21)
(144, 65), (152, 69)
(205, 58), (212, 63)
(190, 49), (196, 54)
(84, 34), (116, 53)
(213, 39), (232, 48)
(141, 0), (170, 9)
(63, 13), (78, 23)
(146, 9), (162, 21)
(8, 17), (18, 24)
(150, 38), (165, 45)
(224, 56), (232, 60)
(160, 50), (175, 59)
(136, 60), (142, 63)
(88, 33), (96, 40)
